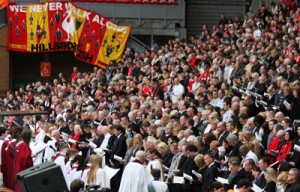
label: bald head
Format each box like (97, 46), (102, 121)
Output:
(275, 112), (284, 122)
(232, 101), (240, 112)
(135, 150), (146, 163)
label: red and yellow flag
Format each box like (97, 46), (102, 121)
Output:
(7, 2), (131, 68)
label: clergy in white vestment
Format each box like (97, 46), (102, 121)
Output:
(43, 130), (60, 162)
(35, 126), (46, 143)
(81, 154), (110, 189)
(146, 148), (164, 181)
(54, 140), (69, 179)
(66, 154), (86, 189)
(148, 168), (168, 192)
(119, 150), (153, 192)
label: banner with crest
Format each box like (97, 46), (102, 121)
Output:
(70, 0), (178, 5)
(7, 2), (131, 68)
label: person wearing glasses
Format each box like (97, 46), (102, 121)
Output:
(285, 168), (300, 192)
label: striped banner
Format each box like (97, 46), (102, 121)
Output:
(7, 2), (131, 68)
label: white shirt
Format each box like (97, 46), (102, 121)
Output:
(222, 109), (234, 123)
(253, 29), (262, 38)
(171, 83), (185, 102)
(211, 98), (224, 109)
(150, 180), (168, 192)
(224, 65), (234, 85)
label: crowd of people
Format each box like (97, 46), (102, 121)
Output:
(2, 0), (300, 192)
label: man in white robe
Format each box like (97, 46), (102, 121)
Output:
(148, 168), (168, 192)
(119, 150), (153, 192)
(43, 130), (60, 162)
(146, 148), (164, 181)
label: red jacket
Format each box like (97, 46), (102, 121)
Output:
(267, 136), (280, 164)
(277, 140), (293, 162)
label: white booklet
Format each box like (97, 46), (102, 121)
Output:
(216, 177), (229, 184)
(86, 139), (97, 149)
(173, 176), (184, 184)
(294, 145), (300, 152)
(252, 183), (263, 192)
(31, 142), (48, 154)
(67, 138), (77, 144)
(61, 132), (69, 141)
(283, 100), (291, 109)
(183, 173), (193, 181)
(113, 155), (123, 161)
(192, 170), (202, 178)
(217, 146), (226, 153)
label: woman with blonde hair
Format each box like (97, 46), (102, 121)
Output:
(123, 138), (134, 165)
(81, 154), (110, 189)
(194, 154), (207, 175)
(132, 133), (144, 156)
(276, 171), (288, 192)
(264, 167), (277, 192)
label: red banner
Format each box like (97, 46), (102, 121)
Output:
(70, 0), (178, 5)
(40, 62), (51, 77)
(7, 2), (131, 68)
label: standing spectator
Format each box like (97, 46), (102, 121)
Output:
(202, 153), (219, 192)
(277, 130), (293, 162)
(109, 125), (127, 192)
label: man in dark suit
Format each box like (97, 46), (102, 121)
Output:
(88, 80), (97, 98)
(227, 133), (243, 161)
(285, 168), (300, 192)
(57, 118), (71, 135)
(202, 153), (219, 192)
(91, 125), (104, 148)
(228, 160), (248, 190)
(109, 125), (127, 192)
(77, 125), (92, 158)
(217, 122), (229, 144)
(256, 157), (269, 189)
(176, 144), (198, 181)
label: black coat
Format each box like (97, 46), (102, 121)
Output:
(228, 141), (243, 161)
(291, 97), (300, 121)
(160, 149), (173, 168)
(255, 172), (266, 189)
(202, 163), (219, 192)
(92, 135), (104, 148)
(228, 168), (248, 189)
(59, 125), (71, 135)
(177, 156), (197, 179)
(110, 134), (127, 168)
(218, 131), (229, 144)
(77, 132), (92, 158)
(285, 182), (300, 192)
(264, 181), (276, 192)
